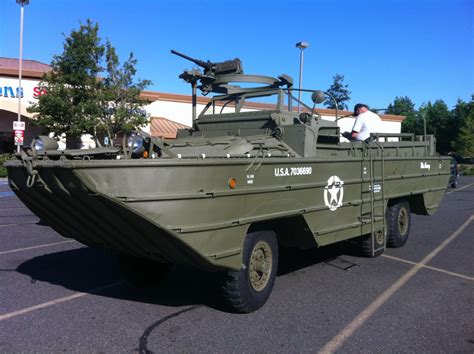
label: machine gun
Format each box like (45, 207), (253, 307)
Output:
(171, 49), (243, 76)
(171, 49), (284, 122)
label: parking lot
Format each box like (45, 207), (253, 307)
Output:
(0, 177), (473, 353)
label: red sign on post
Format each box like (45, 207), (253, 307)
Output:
(14, 130), (24, 146)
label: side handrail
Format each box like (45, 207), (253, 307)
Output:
(371, 133), (415, 142)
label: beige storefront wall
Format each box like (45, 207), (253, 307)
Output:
(0, 76), (43, 152)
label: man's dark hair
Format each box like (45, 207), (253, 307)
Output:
(353, 103), (369, 116)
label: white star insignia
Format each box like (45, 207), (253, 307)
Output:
(328, 184), (340, 204)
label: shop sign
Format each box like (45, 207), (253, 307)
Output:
(0, 85), (46, 99)
(0, 86), (23, 98)
(33, 87), (47, 98)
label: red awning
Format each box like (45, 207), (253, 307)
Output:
(150, 117), (190, 139)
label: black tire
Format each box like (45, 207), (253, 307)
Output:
(359, 229), (386, 258)
(221, 231), (278, 313)
(118, 255), (171, 287)
(450, 181), (458, 188)
(386, 200), (411, 248)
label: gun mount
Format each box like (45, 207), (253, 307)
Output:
(171, 49), (243, 77)
(171, 49), (292, 93)
(171, 50), (295, 122)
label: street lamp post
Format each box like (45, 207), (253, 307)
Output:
(16, 0), (29, 152)
(295, 41), (309, 113)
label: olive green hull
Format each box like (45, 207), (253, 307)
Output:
(6, 155), (450, 271)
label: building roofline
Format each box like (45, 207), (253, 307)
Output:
(0, 67), (47, 79)
(0, 57), (50, 65)
(0, 57), (51, 79)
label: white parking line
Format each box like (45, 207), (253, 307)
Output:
(0, 281), (124, 322)
(319, 214), (474, 354)
(382, 254), (474, 281)
(446, 182), (474, 195)
(0, 240), (76, 256)
(0, 191), (15, 198)
(1, 207), (29, 211)
(0, 221), (38, 228)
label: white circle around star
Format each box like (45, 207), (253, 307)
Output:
(324, 175), (344, 211)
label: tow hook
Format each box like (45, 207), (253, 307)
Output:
(20, 148), (39, 188)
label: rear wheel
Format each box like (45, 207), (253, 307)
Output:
(386, 200), (411, 248)
(118, 255), (171, 287)
(221, 231), (278, 313)
(359, 228), (386, 258)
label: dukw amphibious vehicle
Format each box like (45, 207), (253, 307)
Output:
(6, 51), (451, 312)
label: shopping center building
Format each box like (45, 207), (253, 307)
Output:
(0, 58), (404, 152)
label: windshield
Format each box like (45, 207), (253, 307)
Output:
(199, 89), (313, 117)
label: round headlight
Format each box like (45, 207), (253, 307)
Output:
(127, 133), (145, 155)
(33, 139), (44, 151)
(31, 136), (59, 151)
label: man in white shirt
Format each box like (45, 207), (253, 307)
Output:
(342, 103), (382, 142)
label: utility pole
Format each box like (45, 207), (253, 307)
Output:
(15, 0), (30, 152)
(296, 41), (309, 113)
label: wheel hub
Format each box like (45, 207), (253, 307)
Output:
(249, 241), (273, 292)
(398, 207), (408, 235)
(375, 230), (385, 245)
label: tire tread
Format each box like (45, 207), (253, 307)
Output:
(221, 231), (278, 313)
(386, 200), (411, 248)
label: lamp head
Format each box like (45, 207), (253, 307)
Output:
(296, 41), (309, 50)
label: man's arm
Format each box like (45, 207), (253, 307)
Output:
(341, 131), (358, 140)
(350, 116), (364, 140)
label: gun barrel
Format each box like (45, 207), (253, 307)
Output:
(170, 50), (211, 69)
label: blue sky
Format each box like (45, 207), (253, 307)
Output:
(1, 0), (472, 111)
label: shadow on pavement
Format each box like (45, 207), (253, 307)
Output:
(16, 247), (226, 311)
(16, 241), (364, 312)
(278, 241), (362, 275)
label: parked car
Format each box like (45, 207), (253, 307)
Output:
(449, 156), (459, 188)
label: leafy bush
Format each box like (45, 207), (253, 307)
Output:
(0, 154), (12, 178)
(459, 164), (474, 176)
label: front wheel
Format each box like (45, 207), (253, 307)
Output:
(221, 231), (278, 313)
(386, 200), (411, 248)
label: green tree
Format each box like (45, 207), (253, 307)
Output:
(419, 100), (452, 154)
(452, 95), (474, 156)
(324, 74), (351, 110)
(386, 96), (421, 134)
(450, 98), (470, 133)
(388, 95), (473, 156)
(28, 20), (151, 148)
(96, 41), (151, 145)
(28, 20), (104, 147)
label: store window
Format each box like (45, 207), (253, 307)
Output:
(0, 132), (14, 153)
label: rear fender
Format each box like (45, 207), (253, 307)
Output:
(247, 215), (317, 250)
(395, 192), (445, 216)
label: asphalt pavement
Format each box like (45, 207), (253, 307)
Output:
(0, 177), (473, 353)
